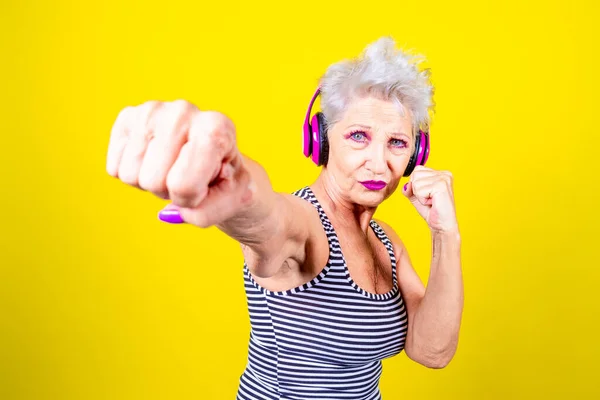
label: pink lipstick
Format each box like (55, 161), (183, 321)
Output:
(360, 180), (387, 190)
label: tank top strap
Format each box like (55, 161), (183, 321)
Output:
(368, 220), (398, 286)
(291, 186), (335, 231)
(291, 186), (342, 263)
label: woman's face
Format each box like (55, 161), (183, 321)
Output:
(326, 95), (414, 207)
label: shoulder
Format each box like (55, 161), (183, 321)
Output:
(240, 188), (327, 280)
(373, 218), (408, 256)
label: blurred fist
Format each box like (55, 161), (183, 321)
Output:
(106, 100), (254, 227)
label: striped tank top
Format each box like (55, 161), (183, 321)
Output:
(236, 186), (408, 399)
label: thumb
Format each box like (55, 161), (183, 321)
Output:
(180, 173), (256, 228)
(157, 171), (256, 227)
(402, 180), (431, 217)
(402, 181), (415, 201)
(403, 180), (432, 205)
(158, 204), (184, 224)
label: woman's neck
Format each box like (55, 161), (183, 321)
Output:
(310, 172), (376, 236)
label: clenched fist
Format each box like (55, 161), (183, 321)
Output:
(106, 100), (255, 227)
(402, 165), (458, 234)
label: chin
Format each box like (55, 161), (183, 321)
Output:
(355, 189), (388, 207)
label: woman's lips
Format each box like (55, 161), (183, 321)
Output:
(360, 180), (387, 190)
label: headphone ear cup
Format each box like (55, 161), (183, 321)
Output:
(303, 87), (321, 159)
(316, 112), (329, 166)
(419, 130), (430, 166)
(310, 113), (321, 166)
(303, 122), (312, 158)
(404, 130), (421, 177)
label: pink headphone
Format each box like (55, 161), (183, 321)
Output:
(303, 87), (430, 177)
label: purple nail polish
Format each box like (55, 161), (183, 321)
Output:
(404, 183), (408, 191)
(158, 209), (184, 224)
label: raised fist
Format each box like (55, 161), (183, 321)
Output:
(106, 100), (254, 227)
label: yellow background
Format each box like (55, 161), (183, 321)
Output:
(1, 0), (599, 398)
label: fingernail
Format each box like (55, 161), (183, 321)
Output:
(158, 209), (184, 224)
(404, 183), (408, 191)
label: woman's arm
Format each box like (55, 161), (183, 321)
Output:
(215, 154), (315, 278)
(106, 101), (314, 279)
(407, 230), (462, 368)
(377, 220), (463, 369)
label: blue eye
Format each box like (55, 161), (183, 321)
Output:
(350, 131), (366, 141)
(390, 139), (407, 148)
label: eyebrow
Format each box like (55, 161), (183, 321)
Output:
(346, 124), (409, 137)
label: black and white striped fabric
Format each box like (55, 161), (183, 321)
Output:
(236, 186), (408, 399)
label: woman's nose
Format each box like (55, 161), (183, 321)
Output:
(366, 145), (387, 175)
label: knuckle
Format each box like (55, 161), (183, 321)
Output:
(191, 112), (235, 154)
(171, 99), (196, 115)
(200, 111), (234, 136)
(113, 106), (135, 132)
(118, 105), (135, 120)
(135, 101), (162, 131)
(142, 99), (162, 119)
(212, 130), (231, 154)
(142, 100), (160, 108)
(205, 110), (230, 125)
(137, 100), (156, 115)
(161, 100), (198, 139)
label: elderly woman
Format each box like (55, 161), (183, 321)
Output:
(106, 37), (463, 399)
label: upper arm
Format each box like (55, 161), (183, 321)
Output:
(241, 191), (322, 279)
(215, 155), (319, 279)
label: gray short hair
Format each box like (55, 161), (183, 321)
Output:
(319, 36), (435, 139)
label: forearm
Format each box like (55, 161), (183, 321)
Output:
(215, 154), (283, 246)
(410, 230), (463, 366)
(217, 155), (300, 255)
